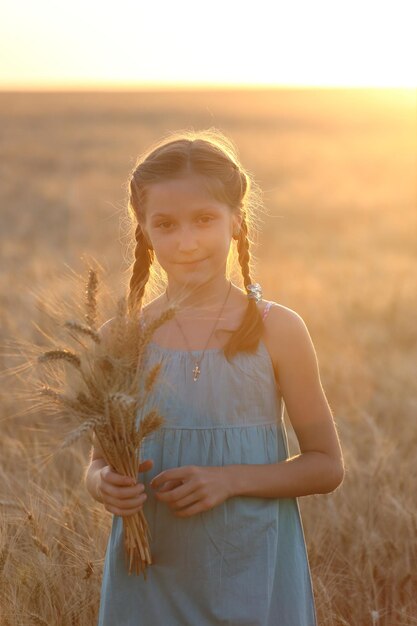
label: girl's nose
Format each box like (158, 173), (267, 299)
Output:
(177, 227), (198, 252)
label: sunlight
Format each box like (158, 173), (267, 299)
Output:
(0, 0), (415, 89)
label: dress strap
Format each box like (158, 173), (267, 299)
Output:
(262, 301), (274, 321)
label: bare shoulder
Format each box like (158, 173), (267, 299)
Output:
(261, 301), (319, 388)
(261, 300), (307, 339)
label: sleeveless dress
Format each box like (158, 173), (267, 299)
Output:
(97, 302), (318, 625)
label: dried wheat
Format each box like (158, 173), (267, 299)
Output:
(35, 267), (177, 577)
(85, 268), (98, 329)
(64, 320), (100, 343)
(38, 349), (81, 369)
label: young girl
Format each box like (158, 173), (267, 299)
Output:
(85, 129), (344, 626)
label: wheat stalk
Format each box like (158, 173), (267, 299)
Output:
(145, 363), (163, 392)
(35, 266), (176, 578)
(31, 534), (50, 556)
(137, 410), (164, 441)
(64, 320), (100, 344)
(85, 268), (98, 329)
(59, 417), (105, 450)
(38, 349), (81, 369)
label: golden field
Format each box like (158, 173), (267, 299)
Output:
(0, 88), (416, 625)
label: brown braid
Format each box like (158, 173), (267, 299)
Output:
(127, 223), (154, 314)
(236, 215), (251, 289)
(223, 215), (264, 360)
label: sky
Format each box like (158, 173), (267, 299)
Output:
(0, 0), (416, 90)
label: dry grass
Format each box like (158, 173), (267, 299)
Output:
(0, 88), (416, 625)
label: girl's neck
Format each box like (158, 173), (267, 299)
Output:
(165, 276), (233, 313)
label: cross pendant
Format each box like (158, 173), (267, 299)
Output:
(192, 363), (201, 381)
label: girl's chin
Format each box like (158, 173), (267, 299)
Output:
(170, 260), (208, 276)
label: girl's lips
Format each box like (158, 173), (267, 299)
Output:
(178, 258), (207, 266)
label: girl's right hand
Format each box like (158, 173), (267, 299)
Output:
(97, 459), (154, 517)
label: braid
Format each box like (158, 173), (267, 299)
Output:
(236, 216), (251, 289)
(127, 223), (154, 314)
(223, 215), (264, 360)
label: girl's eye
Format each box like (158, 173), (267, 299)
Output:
(157, 221), (173, 229)
(156, 216), (213, 229)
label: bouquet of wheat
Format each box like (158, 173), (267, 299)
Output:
(36, 268), (176, 579)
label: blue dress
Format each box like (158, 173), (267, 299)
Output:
(97, 303), (318, 625)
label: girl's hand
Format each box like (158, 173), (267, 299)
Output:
(98, 459), (153, 517)
(150, 465), (231, 518)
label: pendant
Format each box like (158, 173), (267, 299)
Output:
(192, 362), (201, 381)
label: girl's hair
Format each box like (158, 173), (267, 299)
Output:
(125, 127), (266, 361)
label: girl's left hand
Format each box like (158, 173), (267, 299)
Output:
(150, 465), (232, 517)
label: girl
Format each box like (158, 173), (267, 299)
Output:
(85, 129), (344, 626)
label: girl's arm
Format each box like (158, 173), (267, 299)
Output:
(226, 305), (345, 499)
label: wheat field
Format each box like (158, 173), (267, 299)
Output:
(0, 88), (416, 625)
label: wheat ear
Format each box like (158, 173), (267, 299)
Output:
(85, 268), (98, 329)
(64, 320), (101, 344)
(38, 349), (81, 369)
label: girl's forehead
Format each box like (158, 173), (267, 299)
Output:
(146, 176), (225, 215)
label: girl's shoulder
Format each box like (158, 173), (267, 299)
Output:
(260, 299), (312, 348)
(261, 299), (275, 321)
(260, 301), (314, 394)
(260, 300), (305, 327)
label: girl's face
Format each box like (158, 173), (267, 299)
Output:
(143, 175), (240, 288)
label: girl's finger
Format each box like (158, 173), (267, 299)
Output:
(104, 493), (147, 510)
(106, 499), (147, 517)
(170, 492), (201, 511)
(157, 479), (182, 492)
(156, 483), (198, 503)
(174, 501), (205, 518)
(101, 467), (136, 487)
(103, 483), (145, 500)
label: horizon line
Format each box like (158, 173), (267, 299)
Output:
(0, 83), (415, 93)
(0, 78), (416, 92)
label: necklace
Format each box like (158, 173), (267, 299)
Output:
(165, 281), (233, 381)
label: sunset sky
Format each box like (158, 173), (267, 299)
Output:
(1, 0), (416, 90)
